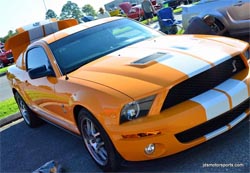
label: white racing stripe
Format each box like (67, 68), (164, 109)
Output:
(186, 45), (232, 66)
(205, 112), (247, 140)
(156, 53), (211, 77)
(215, 79), (249, 107)
(205, 126), (229, 140)
(191, 90), (230, 120)
(205, 53), (232, 66)
(28, 26), (44, 42)
(229, 112), (247, 128)
(44, 22), (59, 35)
(212, 55), (232, 66)
(28, 21), (59, 43)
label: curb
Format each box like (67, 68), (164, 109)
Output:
(0, 113), (22, 127)
(0, 72), (6, 77)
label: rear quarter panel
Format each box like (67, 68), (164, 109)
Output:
(182, 0), (234, 29)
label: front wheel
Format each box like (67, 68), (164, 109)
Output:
(14, 92), (43, 128)
(78, 109), (122, 172)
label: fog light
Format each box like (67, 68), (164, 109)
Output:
(144, 143), (155, 155)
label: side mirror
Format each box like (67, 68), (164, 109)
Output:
(28, 65), (54, 79)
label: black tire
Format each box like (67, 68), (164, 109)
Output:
(14, 92), (43, 128)
(78, 109), (122, 172)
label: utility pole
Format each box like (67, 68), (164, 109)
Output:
(43, 0), (48, 12)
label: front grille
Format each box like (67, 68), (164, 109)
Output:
(175, 98), (250, 143)
(161, 55), (245, 111)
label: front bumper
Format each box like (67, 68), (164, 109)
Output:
(108, 68), (250, 161)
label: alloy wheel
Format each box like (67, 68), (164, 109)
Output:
(82, 118), (108, 166)
(16, 95), (31, 125)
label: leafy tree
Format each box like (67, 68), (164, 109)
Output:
(0, 37), (4, 43)
(82, 4), (96, 16)
(60, 1), (83, 22)
(0, 30), (16, 43)
(46, 9), (57, 19)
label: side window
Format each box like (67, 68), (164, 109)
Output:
(26, 47), (51, 71)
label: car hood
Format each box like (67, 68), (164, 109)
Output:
(69, 35), (248, 99)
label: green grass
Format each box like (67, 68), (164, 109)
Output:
(0, 67), (8, 74)
(140, 6), (183, 26)
(173, 7), (182, 14)
(177, 28), (185, 34)
(141, 16), (158, 25)
(0, 67), (18, 119)
(0, 97), (19, 119)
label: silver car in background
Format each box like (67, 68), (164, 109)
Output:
(182, 0), (250, 36)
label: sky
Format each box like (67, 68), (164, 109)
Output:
(0, 0), (113, 37)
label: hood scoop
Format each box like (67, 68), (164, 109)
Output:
(131, 52), (172, 66)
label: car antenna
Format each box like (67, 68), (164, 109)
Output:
(61, 65), (69, 80)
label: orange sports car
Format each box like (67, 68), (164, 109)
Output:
(5, 17), (250, 171)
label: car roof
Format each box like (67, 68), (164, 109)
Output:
(42, 17), (123, 44)
(5, 17), (123, 61)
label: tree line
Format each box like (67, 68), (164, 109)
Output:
(0, 1), (97, 43)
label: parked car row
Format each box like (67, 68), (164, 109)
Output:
(110, 0), (162, 21)
(108, 0), (197, 21)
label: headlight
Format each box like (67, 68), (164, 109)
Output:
(120, 95), (155, 123)
(121, 101), (140, 121)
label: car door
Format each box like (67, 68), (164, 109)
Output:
(25, 46), (78, 131)
(24, 46), (57, 114)
(227, 0), (250, 21)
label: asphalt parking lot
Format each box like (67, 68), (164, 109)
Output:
(1, 117), (249, 172)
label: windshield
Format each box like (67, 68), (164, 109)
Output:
(49, 18), (162, 74)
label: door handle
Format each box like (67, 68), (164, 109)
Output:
(234, 3), (243, 6)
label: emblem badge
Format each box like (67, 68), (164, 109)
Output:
(232, 60), (237, 73)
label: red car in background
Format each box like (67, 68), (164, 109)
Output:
(119, 2), (144, 21)
(119, 1), (162, 21)
(0, 47), (14, 68)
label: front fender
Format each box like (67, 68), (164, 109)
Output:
(65, 78), (133, 127)
(197, 10), (228, 29)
